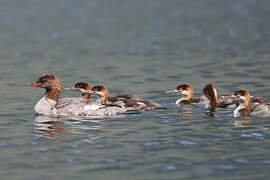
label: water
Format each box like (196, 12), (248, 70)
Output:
(1, 0), (270, 179)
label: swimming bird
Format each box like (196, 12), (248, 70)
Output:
(166, 84), (207, 104)
(67, 83), (162, 111)
(24, 74), (132, 117)
(234, 89), (270, 117)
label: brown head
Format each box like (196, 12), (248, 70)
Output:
(234, 89), (250, 107)
(166, 84), (193, 99)
(92, 85), (109, 103)
(24, 74), (61, 101)
(203, 84), (218, 111)
(74, 82), (92, 99)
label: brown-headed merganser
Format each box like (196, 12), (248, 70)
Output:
(65, 82), (92, 99)
(203, 84), (267, 112)
(234, 89), (270, 117)
(233, 89), (251, 117)
(203, 84), (239, 111)
(24, 74), (131, 117)
(70, 84), (162, 111)
(166, 84), (207, 104)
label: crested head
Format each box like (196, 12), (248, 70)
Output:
(35, 74), (61, 90)
(75, 82), (91, 90)
(24, 74), (61, 101)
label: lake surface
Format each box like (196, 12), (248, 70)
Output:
(1, 0), (270, 179)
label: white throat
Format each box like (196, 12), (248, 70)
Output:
(175, 97), (188, 104)
(180, 90), (190, 96)
(234, 104), (245, 117)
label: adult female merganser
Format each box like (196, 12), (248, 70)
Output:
(166, 84), (207, 104)
(67, 83), (161, 111)
(24, 74), (131, 117)
(234, 89), (270, 117)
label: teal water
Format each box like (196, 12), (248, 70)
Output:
(1, 0), (270, 179)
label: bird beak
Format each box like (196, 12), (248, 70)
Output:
(65, 87), (79, 91)
(24, 83), (39, 87)
(64, 88), (95, 94)
(166, 89), (179, 94)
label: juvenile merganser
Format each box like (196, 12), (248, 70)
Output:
(203, 84), (267, 112)
(233, 89), (251, 117)
(65, 82), (92, 99)
(24, 74), (131, 117)
(234, 89), (270, 117)
(92, 85), (162, 110)
(166, 84), (207, 104)
(203, 84), (239, 111)
(67, 83), (162, 111)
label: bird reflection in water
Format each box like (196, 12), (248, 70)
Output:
(205, 110), (217, 117)
(176, 104), (194, 117)
(34, 116), (66, 140)
(180, 104), (194, 117)
(233, 117), (252, 127)
(33, 115), (106, 141)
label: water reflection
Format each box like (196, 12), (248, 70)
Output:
(233, 117), (252, 127)
(180, 105), (194, 117)
(34, 116), (66, 140)
(33, 115), (106, 141)
(205, 111), (217, 117)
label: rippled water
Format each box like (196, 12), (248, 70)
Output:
(1, 0), (270, 179)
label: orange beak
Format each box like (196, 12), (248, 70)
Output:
(24, 83), (39, 87)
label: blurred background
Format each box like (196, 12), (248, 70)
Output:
(0, 0), (269, 102)
(0, 0), (270, 179)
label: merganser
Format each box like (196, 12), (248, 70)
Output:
(234, 89), (270, 117)
(203, 84), (238, 111)
(233, 89), (251, 117)
(65, 82), (92, 99)
(24, 74), (131, 117)
(68, 83), (162, 111)
(166, 84), (207, 104)
(203, 84), (267, 112)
